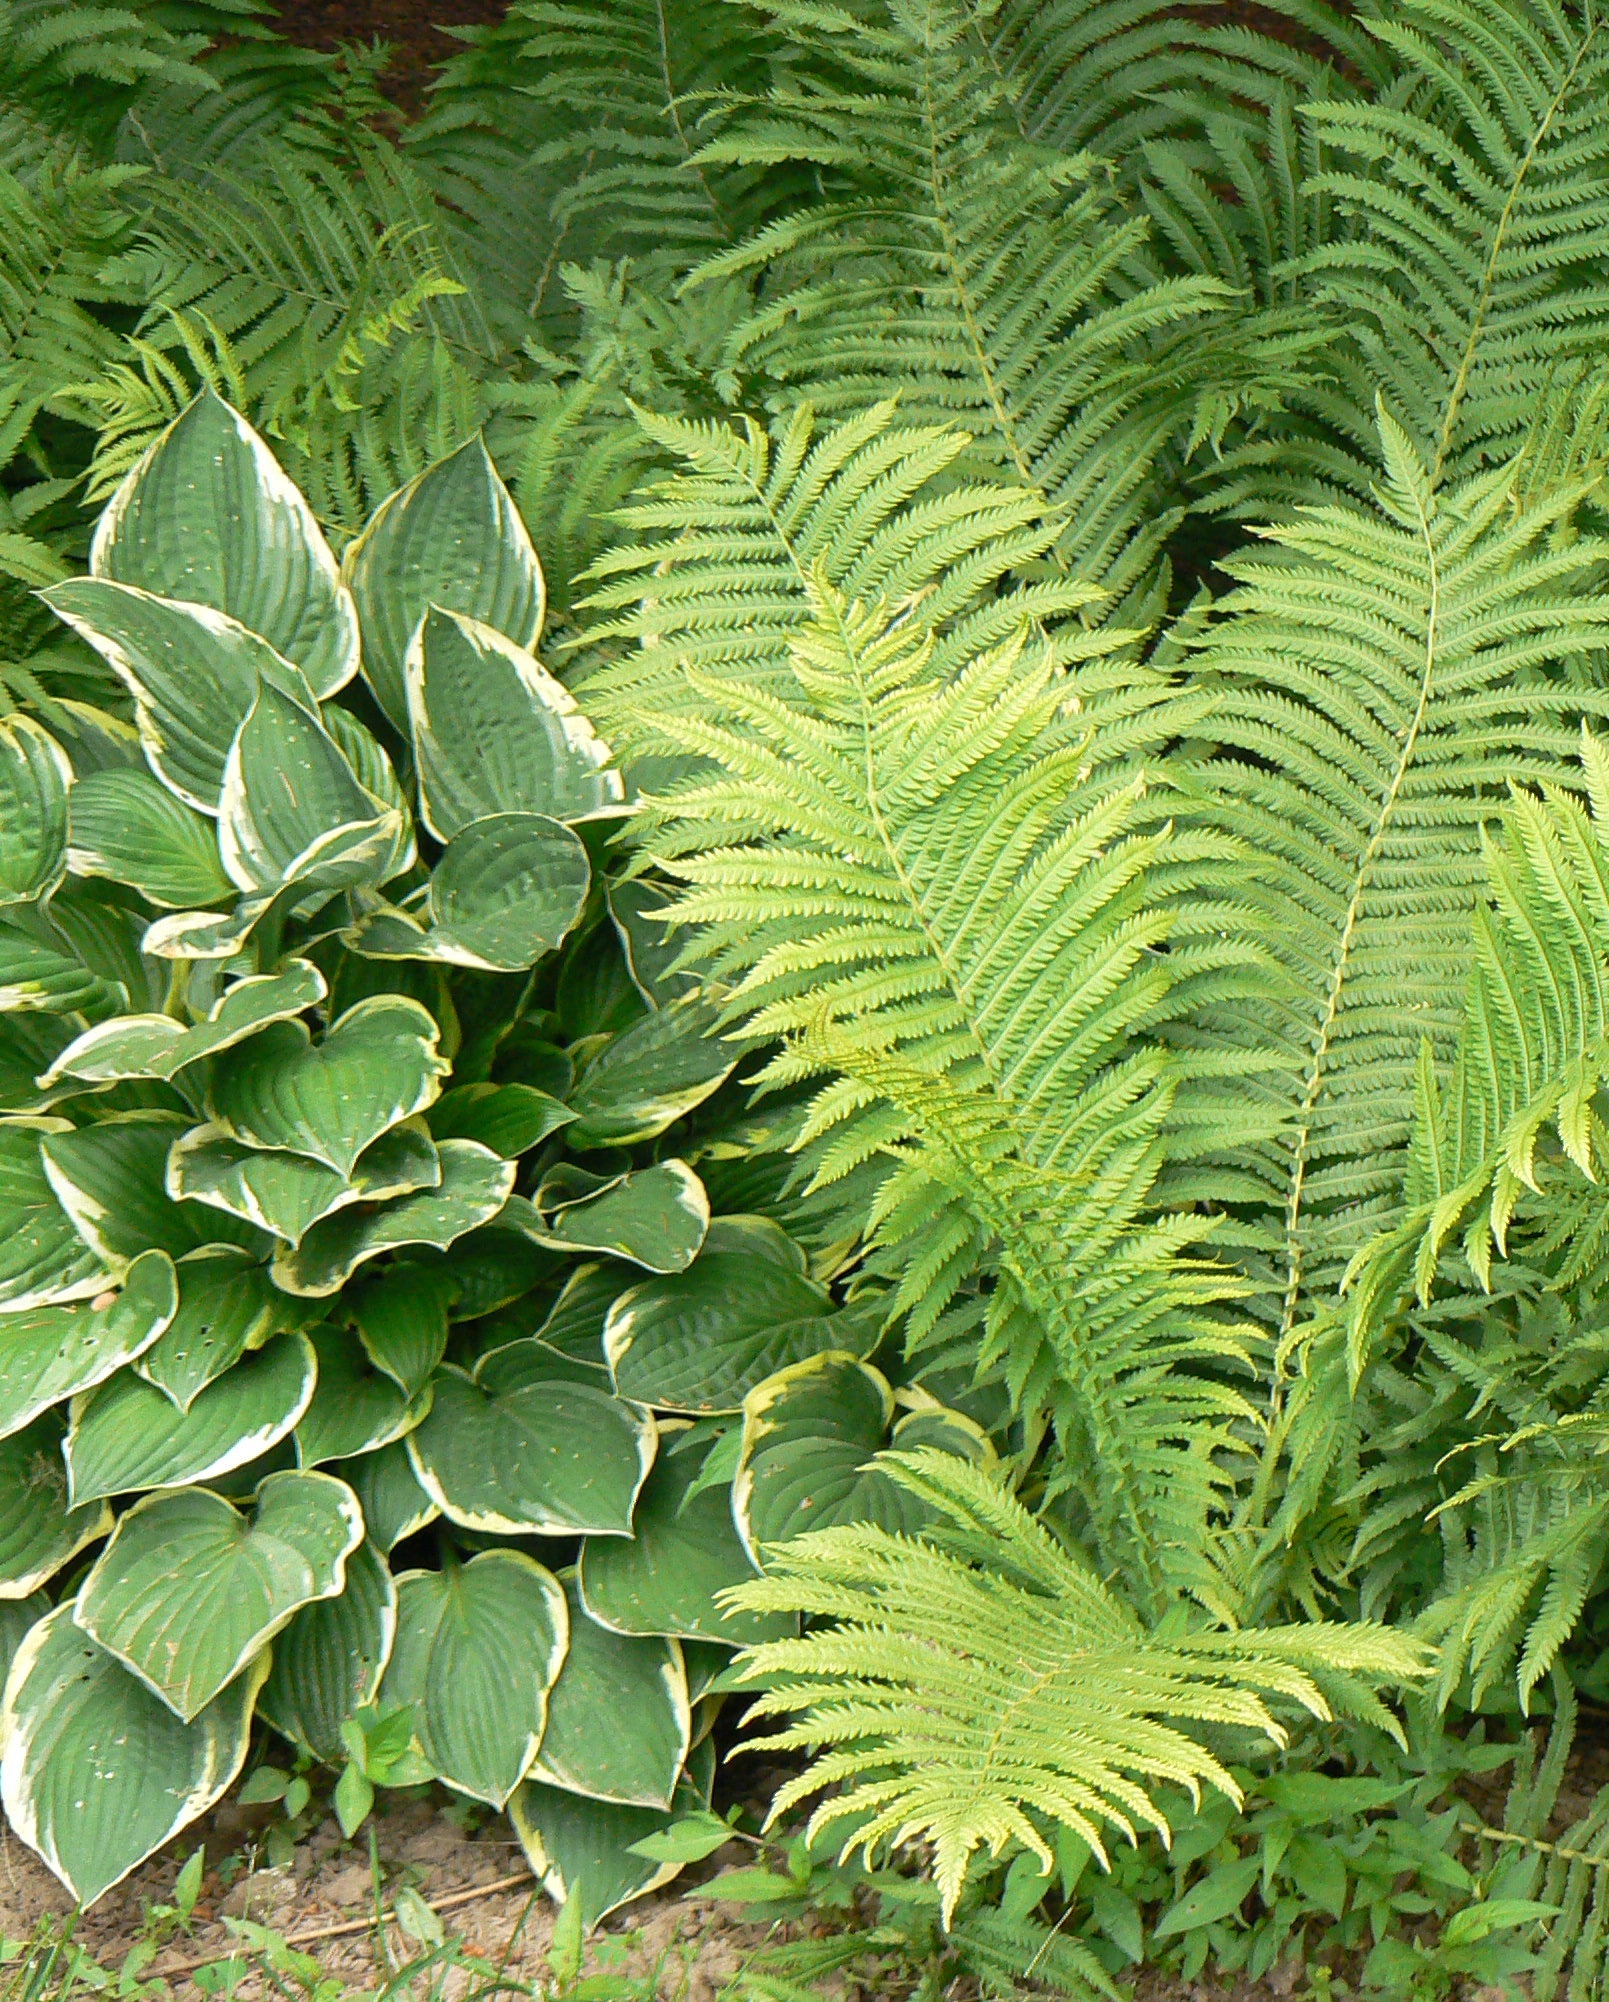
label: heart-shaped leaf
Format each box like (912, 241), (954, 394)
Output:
(296, 1324), (426, 1466)
(343, 438), (545, 730)
(510, 1765), (712, 1932)
(218, 682), (403, 898)
(565, 997), (739, 1150)
(41, 1113), (260, 1266)
(0, 1249), (177, 1441)
(734, 1355), (995, 1556)
(407, 608), (621, 838)
(579, 1425), (788, 1646)
(351, 1264), (454, 1399)
(528, 1161), (709, 1273)
(271, 1139), (513, 1296)
(530, 1578), (688, 1809)
(427, 1083), (574, 1157)
(169, 1121), (442, 1245)
(535, 1264), (624, 1371)
(43, 578), (316, 814)
(89, 390), (358, 697)
(43, 960), (327, 1086)
(425, 813), (591, 970)
(135, 1248), (282, 1411)
(605, 1255), (858, 1414)
(335, 1439), (437, 1553)
(379, 1550), (567, 1807)
(76, 1470), (363, 1720)
(0, 1413), (111, 1597)
(0, 1602), (266, 1906)
(0, 1119), (113, 1308)
(408, 1347), (655, 1536)
(68, 769), (234, 909)
(209, 995), (448, 1177)
(0, 717), (69, 907)
(66, 1332), (316, 1505)
(259, 1539), (397, 1762)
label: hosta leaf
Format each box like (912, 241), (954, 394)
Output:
(427, 1082), (574, 1157)
(49, 701), (143, 779)
(565, 998), (739, 1150)
(142, 898), (277, 963)
(0, 917), (122, 1019)
(609, 881), (698, 1009)
(259, 1539), (397, 1762)
(0, 1597), (45, 1686)
(0, 717), (69, 907)
(510, 1765), (712, 1932)
(218, 682), (400, 898)
(43, 578), (315, 815)
(605, 1256), (856, 1414)
(580, 1426), (786, 1646)
(0, 1414), (111, 1597)
(336, 1439), (438, 1552)
(209, 995), (448, 1178)
(530, 1578), (688, 1809)
(136, 1249), (282, 1412)
(408, 1347), (654, 1536)
(0, 1017), (76, 1113)
(89, 390), (358, 698)
(296, 1324), (426, 1466)
(0, 1603), (266, 1906)
(271, 1139), (513, 1296)
(407, 608), (621, 839)
(425, 813), (591, 971)
(379, 1551), (567, 1807)
(75, 1470), (363, 1720)
(343, 437), (545, 730)
(0, 1248), (176, 1440)
(67, 769), (234, 909)
(42, 959), (327, 1086)
(734, 1356), (994, 1556)
(41, 1113), (259, 1266)
(536, 1264), (623, 1371)
(351, 1264), (454, 1399)
(0, 1120), (114, 1308)
(169, 1121), (441, 1245)
(66, 1331), (316, 1505)
(528, 1161), (709, 1273)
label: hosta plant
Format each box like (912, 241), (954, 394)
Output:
(0, 390), (987, 1919)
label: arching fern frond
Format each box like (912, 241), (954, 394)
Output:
(1177, 410), (1609, 1342)
(725, 1449), (1431, 1922)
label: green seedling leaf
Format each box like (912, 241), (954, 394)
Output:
(1153, 1856), (1262, 1939)
(625, 1812), (735, 1866)
(76, 1470), (363, 1719)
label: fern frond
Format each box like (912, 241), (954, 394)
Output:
(0, 154), (131, 402)
(1179, 410), (1609, 1340)
(724, 1449), (1431, 1922)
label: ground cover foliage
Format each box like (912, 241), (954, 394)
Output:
(9, 0), (1609, 1991)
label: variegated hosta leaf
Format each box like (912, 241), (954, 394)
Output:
(218, 682), (405, 899)
(39, 1113), (260, 1267)
(42, 578), (318, 816)
(426, 1081), (574, 1156)
(41, 959), (328, 1086)
(67, 768), (234, 909)
(169, 1121), (441, 1245)
(0, 717), (69, 908)
(343, 436), (545, 731)
(408, 1340), (655, 1536)
(530, 1577), (689, 1809)
(208, 996), (448, 1178)
(510, 1752), (714, 1932)
(0, 1118), (114, 1308)
(335, 1439), (438, 1553)
(579, 1423), (785, 1646)
(521, 1160), (709, 1273)
(379, 1550), (568, 1807)
(407, 607), (621, 839)
(0, 1414), (111, 1597)
(295, 1324), (428, 1466)
(88, 389), (359, 698)
(0, 1248), (176, 1441)
(351, 1264), (454, 1400)
(75, 1470), (363, 1720)
(259, 1539), (397, 1762)
(135, 1248), (285, 1412)
(564, 997), (739, 1150)
(424, 813), (590, 971)
(0, 1603), (266, 1905)
(66, 1331), (317, 1505)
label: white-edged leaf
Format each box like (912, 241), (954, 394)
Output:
(351, 1264), (454, 1399)
(527, 1161), (709, 1273)
(425, 813), (590, 970)
(67, 769), (233, 909)
(296, 1323), (428, 1466)
(336, 1439), (438, 1553)
(0, 1249), (177, 1440)
(41, 959), (327, 1086)
(0, 717), (69, 907)
(565, 998), (739, 1150)
(40, 1112), (260, 1267)
(258, 1539), (397, 1762)
(135, 1248), (283, 1412)
(76, 1470), (363, 1720)
(0, 1413), (111, 1597)
(169, 1122), (441, 1246)
(0, 1118), (113, 1307)
(510, 1762), (712, 1933)
(530, 1578), (688, 1809)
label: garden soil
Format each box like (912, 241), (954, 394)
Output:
(270, 0), (508, 110)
